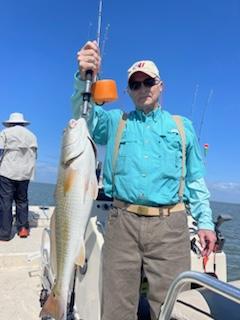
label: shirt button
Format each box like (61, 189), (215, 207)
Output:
(139, 193), (144, 199)
(145, 140), (149, 144)
(142, 173), (147, 177)
(144, 155), (149, 159)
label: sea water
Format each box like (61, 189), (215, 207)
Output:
(28, 182), (240, 281)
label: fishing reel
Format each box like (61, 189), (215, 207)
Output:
(214, 214), (232, 252)
(82, 70), (118, 116)
(91, 78), (118, 105)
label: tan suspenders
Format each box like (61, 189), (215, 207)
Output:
(171, 115), (186, 203)
(112, 113), (128, 175)
(112, 113), (186, 203)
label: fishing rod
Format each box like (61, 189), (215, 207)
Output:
(81, 0), (103, 116)
(81, 0), (118, 117)
(96, 0), (103, 47)
(190, 84), (199, 120)
(198, 89), (213, 142)
(81, 0), (103, 117)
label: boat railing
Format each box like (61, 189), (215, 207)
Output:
(159, 270), (240, 320)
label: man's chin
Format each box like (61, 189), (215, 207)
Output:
(136, 105), (155, 114)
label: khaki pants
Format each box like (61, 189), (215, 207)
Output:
(102, 206), (190, 320)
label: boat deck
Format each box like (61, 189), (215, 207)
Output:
(0, 206), (54, 320)
(0, 266), (41, 319)
(1, 205), (239, 320)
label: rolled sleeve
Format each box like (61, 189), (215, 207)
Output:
(187, 177), (215, 231)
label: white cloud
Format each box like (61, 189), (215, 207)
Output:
(209, 181), (240, 191)
(207, 181), (240, 204)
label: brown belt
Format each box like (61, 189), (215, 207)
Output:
(113, 199), (185, 217)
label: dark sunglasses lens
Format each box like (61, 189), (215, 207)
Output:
(143, 78), (156, 87)
(129, 78), (156, 90)
(129, 81), (141, 90)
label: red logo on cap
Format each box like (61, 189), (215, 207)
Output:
(138, 62), (145, 68)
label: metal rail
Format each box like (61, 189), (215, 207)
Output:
(159, 271), (240, 320)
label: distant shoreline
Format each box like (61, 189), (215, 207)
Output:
(29, 181), (240, 206)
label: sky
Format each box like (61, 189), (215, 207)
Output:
(1, 0), (240, 203)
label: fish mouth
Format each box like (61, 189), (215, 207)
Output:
(69, 119), (77, 128)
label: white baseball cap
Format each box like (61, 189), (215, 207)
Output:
(128, 60), (160, 80)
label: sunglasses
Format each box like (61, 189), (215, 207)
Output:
(128, 77), (159, 91)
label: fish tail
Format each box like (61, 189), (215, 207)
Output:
(39, 291), (66, 320)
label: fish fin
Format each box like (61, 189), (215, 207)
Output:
(88, 136), (97, 159)
(85, 176), (99, 200)
(50, 210), (57, 275)
(92, 179), (99, 200)
(39, 292), (65, 320)
(64, 167), (76, 194)
(75, 241), (86, 267)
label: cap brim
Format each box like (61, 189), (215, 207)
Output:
(2, 121), (30, 126)
(128, 69), (157, 81)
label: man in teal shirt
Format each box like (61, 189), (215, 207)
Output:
(72, 40), (216, 320)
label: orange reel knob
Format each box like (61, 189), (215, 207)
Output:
(91, 79), (118, 105)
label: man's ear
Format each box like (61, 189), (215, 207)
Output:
(126, 87), (132, 97)
(159, 81), (164, 93)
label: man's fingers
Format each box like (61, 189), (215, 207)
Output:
(207, 239), (216, 256)
(81, 41), (100, 58)
(77, 48), (100, 61)
(83, 40), (100, 52)
(198, 233), (206, 252)
(77, 41), (101, 79)
(197, 229), (217, 257)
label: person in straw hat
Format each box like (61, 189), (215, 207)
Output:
(0, 112), (38, 240)
(72, 41), (216, 320)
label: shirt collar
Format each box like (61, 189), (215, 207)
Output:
(133, 106), (170, 136)
(135, 105), (162, 121)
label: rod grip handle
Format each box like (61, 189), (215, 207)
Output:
(85, 69), (93, 81)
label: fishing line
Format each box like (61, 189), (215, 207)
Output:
(99, 23), (110, 77)
(190, 84), (199, 121)
(82, 0), (104, 117)
(198, 89), (213, 142)
(96, 0), (103, 48)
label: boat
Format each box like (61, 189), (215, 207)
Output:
(38, 186), (240, 320)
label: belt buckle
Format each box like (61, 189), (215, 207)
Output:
(162, 208), (170, 217)
(137, 206), (148, 215)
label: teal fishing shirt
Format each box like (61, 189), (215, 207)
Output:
(72, 73), (214, 230)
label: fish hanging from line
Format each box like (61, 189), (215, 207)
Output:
(40, 118), (98, 320)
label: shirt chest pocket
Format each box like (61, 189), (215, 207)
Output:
(160, 131), (183, 177)
(114, 138), (138, 175)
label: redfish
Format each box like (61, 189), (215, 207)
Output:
(40, 118), (98, 319)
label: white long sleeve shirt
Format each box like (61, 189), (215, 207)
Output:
(0, 125), (37, 181)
